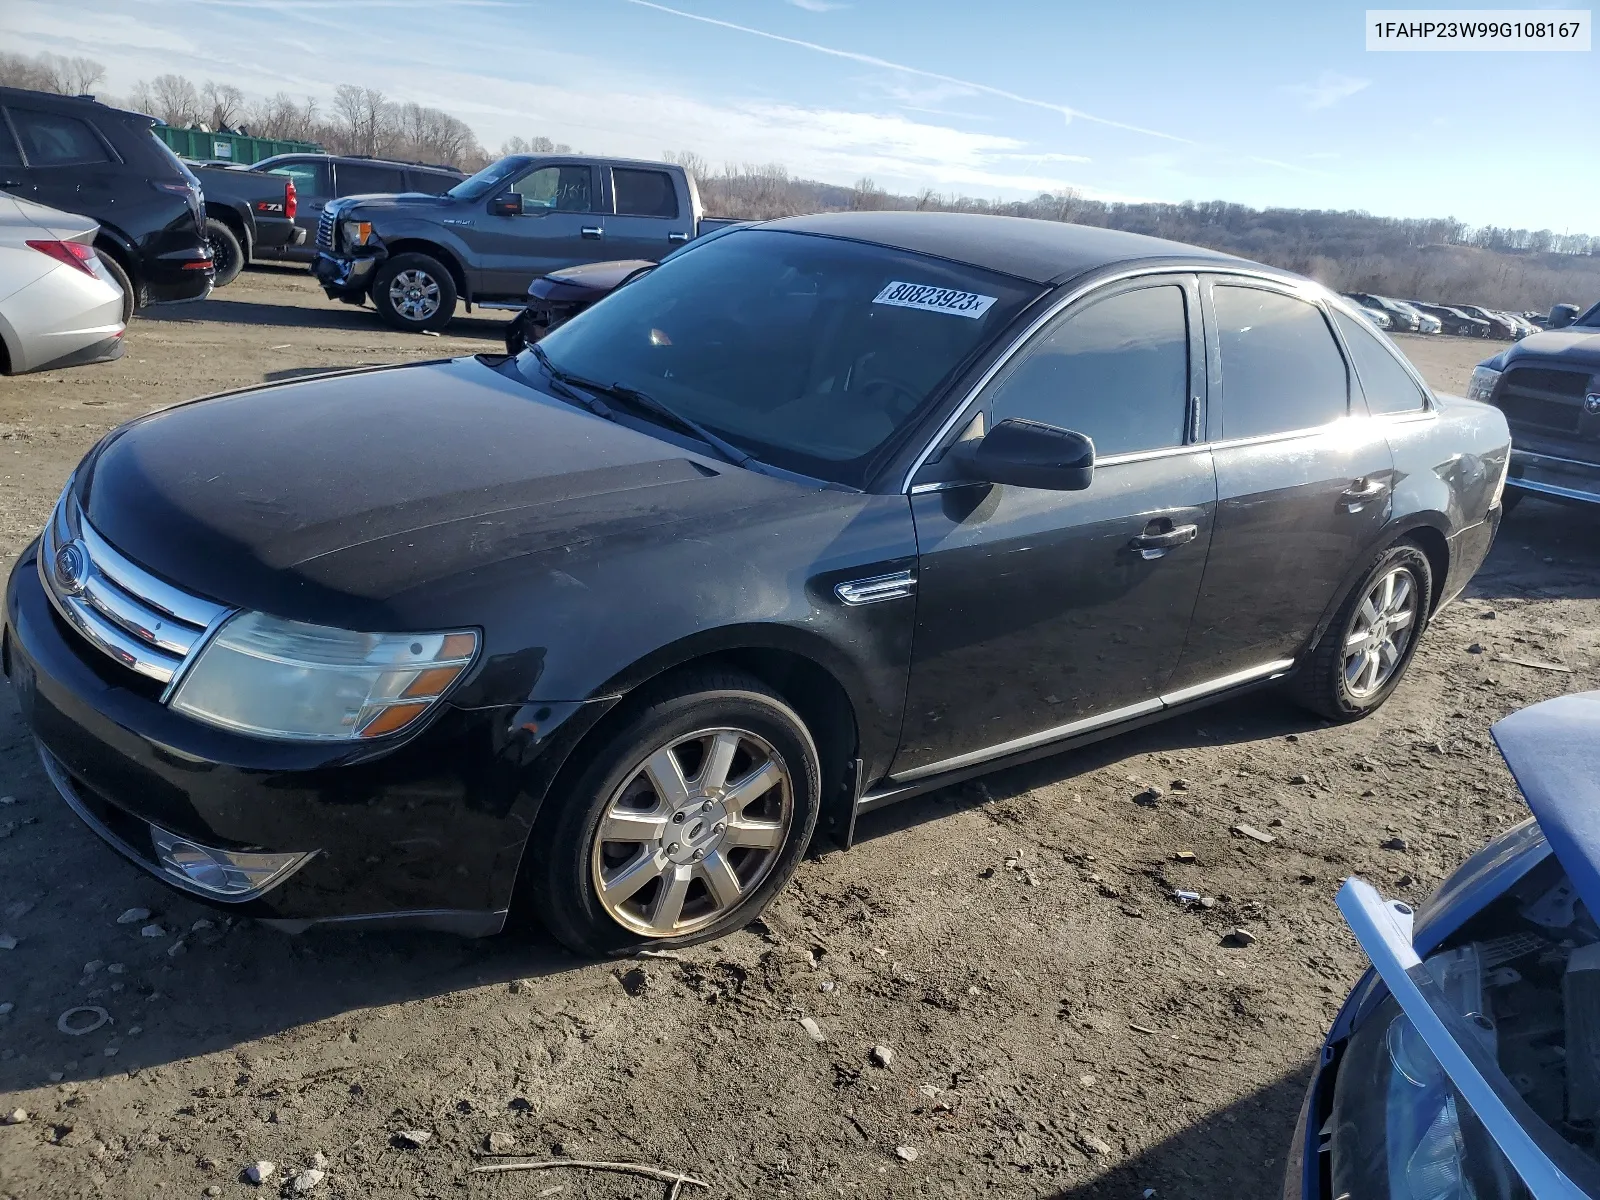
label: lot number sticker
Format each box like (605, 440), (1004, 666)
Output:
(873, 281), (997, 319)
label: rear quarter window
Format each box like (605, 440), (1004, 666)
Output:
(1334, 310), (1430, 415)
(8, 107), (112, 167)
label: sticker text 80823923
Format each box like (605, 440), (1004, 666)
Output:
(872, 281), (998, 320)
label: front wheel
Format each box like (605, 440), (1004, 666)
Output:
(1290, 542), (1433, 722)
(526, 670), (821, 957)
(371, 253), (457, 332)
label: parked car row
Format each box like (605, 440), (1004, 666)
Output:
(1344, 290), (1548, 340)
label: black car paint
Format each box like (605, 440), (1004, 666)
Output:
(0, 87), (213, 305)
(2, 214), (1510, 934)
(187, 162), (305, 260)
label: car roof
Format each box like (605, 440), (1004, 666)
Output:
(253, 153), (463, 174)
(757, 210), (1249, 285)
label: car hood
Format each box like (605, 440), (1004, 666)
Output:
(1506, 327), (1600, 371)
(75, 357), (779, 628)
(328, 193), (457, 218)
(1491, 691), (1600, 923)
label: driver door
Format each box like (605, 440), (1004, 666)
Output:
(461, 161), (602, 298)
(892, 275), (1217, 778)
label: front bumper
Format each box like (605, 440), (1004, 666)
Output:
(1506, 447), (1600, 506)
(313, 250), (380, 297)
(3, 539), (603, 933)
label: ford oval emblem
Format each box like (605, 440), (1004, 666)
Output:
(52, 540), (89, 597)
(1587, 393), (1600, 416)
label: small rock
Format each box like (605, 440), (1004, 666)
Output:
(1172, 851), (1196, 863)
(1381, 837), (1410, 852)
(106, 963), (126, 975)
(83, 960), (105, 975)
(1289, 773), (1310, 785)
(1222, 928), (1257, 948)
(1467, 643), (1484, 654)
(0, 1002), (13, 1016)
(139, 923), (165, 938)
(819, 981), (836, 993)
(1170, 779), (1190, 791)
(311, 1152), (329, 1170)
(166, 940), (187, 958)
(116, 908), (152, 925)
(0, 796), (14, 805)
(1081, 1135), (1112, 1155)
(1481, 610), (1497, 620)
(1132, 786), (1162, 807)
(191, 919), (215, 932)
(486, 1131), (517, 1154)
(244, 1161), (275, 1185)
(3, 1108), (28, 1124)
(894, 1145), (918, 1162)
(0, 934), (17, 951)
(1268, 818), (1284, 827)
(1232, 823), (1275, 845)
(508, 979), (528, 995)
(799, 1016), (825, 1042)
(1284, 734), (1299, 743)
(869, 1045), (894, 1069)
(290, 1168), (325, 1192)
(205, 1188), (221, 1197)
(1397, 874), (1415, 888)
(395, 1129), (432, 1147)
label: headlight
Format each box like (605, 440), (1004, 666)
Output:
(340, 220), (375, 248)
(1466, 366), (1501, 404)
(169, 612), (477, 741)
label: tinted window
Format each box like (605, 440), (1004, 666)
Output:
(512, 165), (592, 212)
(265, 160), (330, 193)
(1214, 285), (1348, 438)
(9, 108), (111, 166)
(526, 229), (1040, 486)
(613, 168), (679, 218)
(0, 120), (20, 168)
(336, 162), (406, 195)
(1334, 310), (1429, 414)
(981, 284), (1189, 456)
(407, 170), (459, 195)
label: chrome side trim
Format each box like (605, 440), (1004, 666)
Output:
(834, 570), (915, 605)
(1158, 658), (1295, 706)
(890, 698), (1165, 783)
(885, 657), (1295, 785)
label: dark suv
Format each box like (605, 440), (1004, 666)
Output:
(0, 87), (213, 317)
(246, 154), (464, 263)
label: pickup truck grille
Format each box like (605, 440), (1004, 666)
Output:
(317, 209), (336, 251)
(1496, 366), (1591, 434)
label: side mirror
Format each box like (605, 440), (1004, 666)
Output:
(947, 417), (1094, 491)
(488, 192), (524, 217)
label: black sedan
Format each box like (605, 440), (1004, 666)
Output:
(2, 213), (1511, 956)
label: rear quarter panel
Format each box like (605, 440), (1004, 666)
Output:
(1384, 396), (1510, 534)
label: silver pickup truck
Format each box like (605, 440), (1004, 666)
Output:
(312, 153), (739, 331)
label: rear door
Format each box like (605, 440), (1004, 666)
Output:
(1167, 277), (1394, 693)
(1, 104), (123, 218)
(333, 160), (407, 198)
(456, 161), (602, 297)
(893, 274), (1216, 778)
(602, 165), (692, 262)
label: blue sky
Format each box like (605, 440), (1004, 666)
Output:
(5, 0), (1593, 229)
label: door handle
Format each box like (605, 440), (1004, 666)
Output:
(581, 226), (604, 239)
(1128, 522), (1198, 559)
(667, 231), (690, 242)
(1339, 478), (1388, 512)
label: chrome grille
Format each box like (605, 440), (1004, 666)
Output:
(38, 490), (231, 688)
(317, 209), (336, 251)
(1496, 366), (1591, 434)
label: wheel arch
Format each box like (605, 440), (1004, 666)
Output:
(380, 238), (469, 300)
(1303, 514), (1452, 656)
(91, 226), (139, 290)
(204, 202), (250, 253)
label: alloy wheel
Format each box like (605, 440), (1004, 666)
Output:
(1342, 566), (1418, 699)
(389, 269), (440, 322)
(590, 727), (793, 938)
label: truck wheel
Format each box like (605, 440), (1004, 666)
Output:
(1289, 542), (1433, 723)
(525, 669), (822, 957)
(372, 253), (457, 333)
(205, 218), (245, 288)
(95, 249), (138, 322)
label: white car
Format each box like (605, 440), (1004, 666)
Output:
(0, 193), (125, 374)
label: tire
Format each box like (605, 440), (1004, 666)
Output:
(1290, 541), (1434, 723)
(95, 249), (137, 323)
(204, 217), (245, 288)
(526, 669), (822, 957)
(371, 252), (457, 332)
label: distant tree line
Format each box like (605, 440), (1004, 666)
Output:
(1, 51), (1591, 310)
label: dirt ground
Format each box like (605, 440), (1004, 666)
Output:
(1, 273), (1596, 1200)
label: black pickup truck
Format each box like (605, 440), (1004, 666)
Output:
(312, 154), (739, 331)
(1468, 298), (1600, 510)
(185, 163), (305, 286)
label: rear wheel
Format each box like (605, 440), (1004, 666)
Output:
(371, 253), (457, 332)
(526, 670), (821, 957)
(95, 249), (137, 323)
(204, 217), (245, 288)
(1290, 542), (1433, 722)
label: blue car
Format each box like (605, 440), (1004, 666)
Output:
(1287, 692), (1600, 1199)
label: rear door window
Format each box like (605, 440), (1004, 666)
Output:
(612, 168), (679, 218)
(1334, 310), (1430, 415)
(8, 108), (112, 167)
(265, 159), (331, 194)
(1213, 284), (1349, 439)
(512, 164), (594, 212)
(406, 170), (458, 195)
(334, 162), (406, 195)
(980, 283), (1191, 456)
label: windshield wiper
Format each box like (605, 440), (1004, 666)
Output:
(530, 345), (753, 470)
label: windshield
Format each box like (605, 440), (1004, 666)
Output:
(447, 155), (530, 201)
(519, 229), (1041, 486)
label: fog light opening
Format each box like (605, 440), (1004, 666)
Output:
(150, 827), (314, 899)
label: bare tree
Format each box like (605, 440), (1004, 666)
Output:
(148, 74), (201, 126)
(663, 149), (710, 182)
(0, 50), (106, 95)
(332, 84), (389, 156)
(202, 81), (245, 131)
